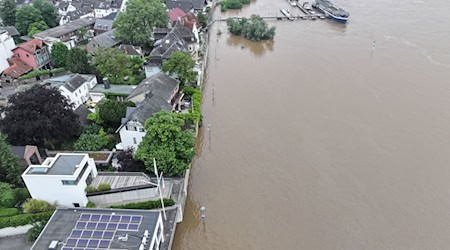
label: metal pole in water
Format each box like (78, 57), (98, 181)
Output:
(371, 40), (376, 55)
(200, 206), (206, 223)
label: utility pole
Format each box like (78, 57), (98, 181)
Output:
(200, 206), (206, 224)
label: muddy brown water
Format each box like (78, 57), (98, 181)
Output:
(173, 0), (450, 249)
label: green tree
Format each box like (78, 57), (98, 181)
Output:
(0, 182), (15, 207)
(26, 221), (45, 243)
(197, 12), (207, 28)
(32, 0), (58, 28)
(27, 21), (49, 37)
(15, 5), (43, 35)
(135, 111), (195, 176)
(50, 42), (69, 68)
(113, 0), (168, 46)
(226, 15), (275, 41)
(0, 0), (17, 26)
(74, 128), (108, 151)
(96, 99), (128, 129)
(92, 48), (134, 84)
(66, 48), (90, 74)
(0, 133), (24, 187)
(0, 86), (82, 149)
(162, 51), (196, 84)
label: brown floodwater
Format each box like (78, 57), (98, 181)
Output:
(173, 0), (450, 249)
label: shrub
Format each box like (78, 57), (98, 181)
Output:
(86, 202), (95, 208)
(22, 199), (54, 213)
(17, 68), (65, 80)
(110, 199), (175, 209)
(26, 221), (45, 242)
(0, 208), (19, 217)
(96, 183), (111, 192)
(85, 186), (97, 193)
(0, 211), (53, 229)
(0, 182), (16, 208)
(14, 188), (31, 205)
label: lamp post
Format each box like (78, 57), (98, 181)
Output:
(200, 206), (206, 223)
(139, 158), (167, 220)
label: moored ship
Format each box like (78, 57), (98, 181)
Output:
(313, 0), (349, 23)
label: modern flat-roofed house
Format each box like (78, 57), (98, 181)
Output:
(31, 208), (164, 250)
(116, 73), (182, 150)
(0, 29), (16, 73)
(34, 17), (96, 49)
(22, 153), (98, 207)
(42, 74), (98, 109)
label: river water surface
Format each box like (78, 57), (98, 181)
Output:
(173, 0), (450, 249)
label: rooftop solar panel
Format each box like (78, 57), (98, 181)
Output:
(77, 239), (88, 247)
(92, 230), (103, 238)
(66, 238), (77, 246)
(86, 222), (96, 229)
(96, 222), (107, 230)
(88, 239), (100, 248)
(75, 222), (86, 229)
(131, 216), (141, 223)
(100, 215), (111, 221)
(80, 214), (90, 221)
(62, 248), (73, 250)
(81, 230), (93, 238)
(120, 215), (131, 223)
(98, 239), (111, 248)
(128, 224), (139, 231)
(118, 223), (128, 230)
(107, 223), (117, 230)
(90, 214), (101, 221)
(111, 215), (121, 222)
(71, 230), (82, 237)
(103, 231), (114, 239)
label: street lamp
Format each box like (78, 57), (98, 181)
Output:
(139, 158), (167, 220)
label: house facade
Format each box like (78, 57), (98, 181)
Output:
(0, 29), (15, 73)
(117, 73), (182, 150)
(43, 74), (98, 109)
(22, 153), (98, 207)
(11, 39), (51, 69)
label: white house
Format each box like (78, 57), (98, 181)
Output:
(0, 29), (15, 74)
(43, 74), (98, 109)
(116, 73), (182, 150)
(22, 153), (98, 207)
(94, 0), (123, 18)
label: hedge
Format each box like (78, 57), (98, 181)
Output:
(0, 208), (19, 218)
(18, 68), (65, 80)
(0, 211), (53, 229)
(110, 199), (175, 210)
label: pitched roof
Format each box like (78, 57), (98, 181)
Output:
(94, 18), (114, 31)
(86, 29), (119, 54)
(168, 7), (186, 22)
(102, 12), (118, 20)
(181, 12), (198, 30)
(63, 74), (88, 92)
(34, 18), (96, 39)
(43, 74), (95, 92)
(0, 26), (20, 36)
(126, 72), (179, 102)
(74, 105), (92, 126)
(149, 30), (188, 63)
(2, 57), (33, 78)
(10, 146), (26, 158)
(118, 44), (143, 56)
(122, 95), (172, 125)
(165, 0), (193, 13)
(14, 39), (45, 54)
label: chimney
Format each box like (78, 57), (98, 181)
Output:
(103, 77), (110, 89)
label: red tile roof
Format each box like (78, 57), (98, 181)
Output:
(3, 57), (33, 78)
(168, 8), (186, 22)
(182, 12), (198, 30)
(14, 38), (45, 54)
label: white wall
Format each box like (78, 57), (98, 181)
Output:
(87, 187), (159, 207)
(22, 157), (98, 207)
(0, 32), (15, 73)
(119, 121), (146, 150)
(59, 76), (97, 109)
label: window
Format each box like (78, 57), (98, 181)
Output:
(133, 137), (137, 144)
(79, 89), (81, 94)
(73, 203), (80, 207)
(139, 128), (145, 132)
(75, 92), (78, 97)
(26, 54), (29, 58)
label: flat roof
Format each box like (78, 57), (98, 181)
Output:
(27, 154), (86, 176)
(91, 173), (156, 190)
(32, 208), (160, 250)
(90, 84), (136, 95)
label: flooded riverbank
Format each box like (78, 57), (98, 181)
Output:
(174, 0), (450, 249)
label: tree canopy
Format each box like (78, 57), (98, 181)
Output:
(0, 182), (15, 208)
(92, 48), (144, 84)
(162, 51), (196, 84)
(15, 5), (43, 35)
(0, 86), (81, 149)
(51, 42), (69, 68)
(66, 48), (91, 74)
(0, 133), (23, 187)
(135, 111), (195, 176)
(74, 128), (108, 151)
(0, 0), (17, 26)
(32, 0), (58, 28)
(28, 21), (49, 37)
(226, 15), (276, 41)
(117, 148), (145, 172)
(113, 0), (168, 46)
(95, 99), (129, 129)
